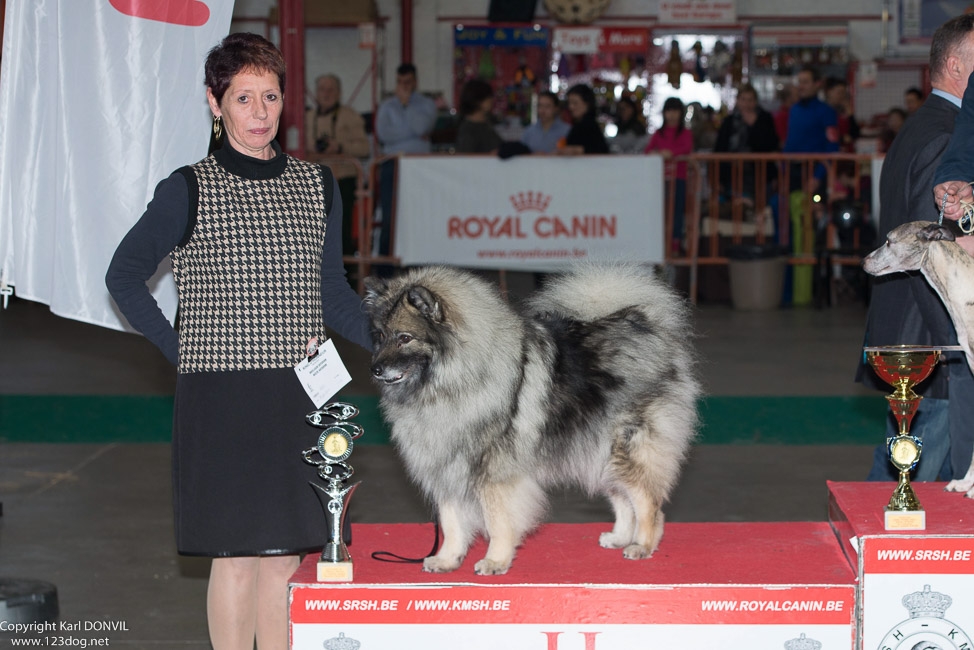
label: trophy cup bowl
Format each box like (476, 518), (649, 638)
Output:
(864, 345), (942, 531)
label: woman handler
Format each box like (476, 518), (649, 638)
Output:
(106, 33), (370, 649)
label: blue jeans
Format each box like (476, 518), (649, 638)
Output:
(866, 397), (952, 481)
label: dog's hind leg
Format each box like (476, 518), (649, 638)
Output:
(620, 485), (664, 560)
(599, 490), (636, 549)
(423, 501), (475, 573)
(474, 478), (545, 576)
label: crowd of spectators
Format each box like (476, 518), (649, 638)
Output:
(311, 61), (919, 172)
(308, 60), (921, 266)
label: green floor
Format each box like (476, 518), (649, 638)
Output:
(0, 394), (887, 445)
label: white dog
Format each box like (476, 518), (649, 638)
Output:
(863, 221), (974, 498)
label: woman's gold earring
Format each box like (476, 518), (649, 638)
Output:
(212, 115), (223, 140)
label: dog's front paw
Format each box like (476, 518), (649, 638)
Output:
(474, 558), (511, 575)
(599, 531), (629, 549)
(945, 478), (974, 494)
(622, 543), (654, 560)
(423, 554), (463, 573)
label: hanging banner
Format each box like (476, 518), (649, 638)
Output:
(658, 0), (737, 24)
(0, 0), (234, 331)
(393, 156), (664, 271)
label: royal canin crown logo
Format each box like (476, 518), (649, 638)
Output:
(509, 191), (551, 213)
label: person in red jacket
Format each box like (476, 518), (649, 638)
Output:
(645, 97), (694, 253)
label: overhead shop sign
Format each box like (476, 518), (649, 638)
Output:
(751, 25), (849, 47)
(454, 25), (550, 47)
(658, 0), (736, 24)
(553, 27), (649, 53)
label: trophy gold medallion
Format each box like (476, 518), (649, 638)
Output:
(864, 345), (942, 531)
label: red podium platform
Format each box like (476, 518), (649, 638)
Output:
(289, 522), (855, 649)
(827, 481), (974, 649)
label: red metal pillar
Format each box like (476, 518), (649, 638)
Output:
(279, 0), (305, 158)
(401, 0), (413, 63)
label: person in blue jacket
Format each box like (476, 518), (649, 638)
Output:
(782, 65), (839, 305)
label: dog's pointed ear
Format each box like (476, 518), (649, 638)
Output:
(406, 286), (443, 323)
(363, 277), (388, 305)
(918, 223), (956, 242)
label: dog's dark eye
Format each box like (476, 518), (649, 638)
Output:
(397, 334), (413, 346)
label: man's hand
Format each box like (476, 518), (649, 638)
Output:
(933, 181), (974, 221)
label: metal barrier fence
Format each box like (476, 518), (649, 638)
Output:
(670, 152), (880, 304)
(306, 152), (881, 304)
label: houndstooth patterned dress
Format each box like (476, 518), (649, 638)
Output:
(169, 145), (340, 556)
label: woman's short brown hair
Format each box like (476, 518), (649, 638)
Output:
(204, 33), (286, 104)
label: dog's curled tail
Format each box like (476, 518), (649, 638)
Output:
(527, 262), (689, 329)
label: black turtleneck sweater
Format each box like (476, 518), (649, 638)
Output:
(105, 142), (371, 365)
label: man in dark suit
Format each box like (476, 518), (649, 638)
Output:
(859, 13), (974, 481)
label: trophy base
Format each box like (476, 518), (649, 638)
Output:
(317, 560), (353, 582)
(884, 508), (925, 531)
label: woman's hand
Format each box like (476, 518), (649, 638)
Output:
(933, 181), (974, 221)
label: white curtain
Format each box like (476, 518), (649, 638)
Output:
(0, 0), (234, 331)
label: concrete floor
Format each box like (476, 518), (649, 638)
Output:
(0, 282), (879, 648)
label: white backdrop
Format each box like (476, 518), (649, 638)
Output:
(0, 0), (234, 330)
(394, 155), (665, 272)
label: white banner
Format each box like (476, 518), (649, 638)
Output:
(394, 156), (665, 272)
(0, 0), (234, 330)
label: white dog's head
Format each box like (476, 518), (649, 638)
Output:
(863, 221), (955, 276)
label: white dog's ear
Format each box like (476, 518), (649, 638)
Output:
(918, 223), (956, 242)
(363, 277), (388, 305)
(406, 286), (443, 323)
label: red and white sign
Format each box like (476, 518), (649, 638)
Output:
(553, 27), (649, 54)
(860, 537), (974, 650)
(828, 482), (974, 650)
(553, 27), (602, 53)
(658, 0), (736, 25)
(393, 156), (664, 271)
(599, 28), (649, 53)
(291, 585), (854, 649)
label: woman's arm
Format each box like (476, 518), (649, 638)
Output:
(105, 172), (190, 365)
(319, 173), (372, 351)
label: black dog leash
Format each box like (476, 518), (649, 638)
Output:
(371, 521), (441, 564)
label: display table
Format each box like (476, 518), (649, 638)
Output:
(289, 522), (855, 649)
(828, 481), (974, 649)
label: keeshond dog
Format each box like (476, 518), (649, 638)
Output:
(363, 264), (700, 575)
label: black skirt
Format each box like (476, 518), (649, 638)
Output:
(172, 367), (329, 556)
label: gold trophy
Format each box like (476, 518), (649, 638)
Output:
(864, 345), (942, 531)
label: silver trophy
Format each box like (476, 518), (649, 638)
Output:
(303, 402), (364, 582)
